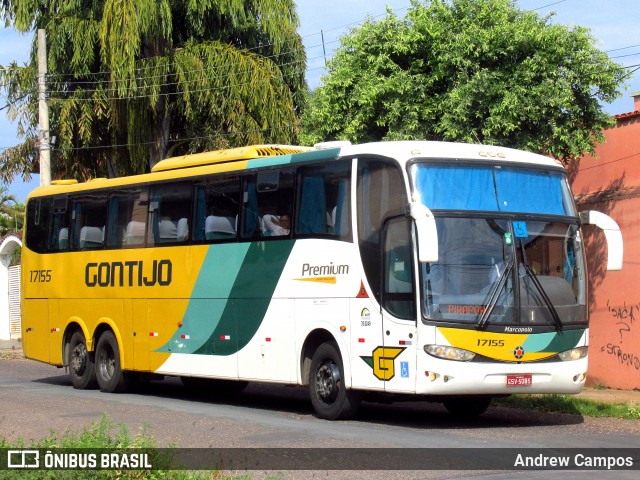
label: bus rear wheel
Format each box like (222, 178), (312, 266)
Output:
(309, 342), (361, 420)
(68, 331), (97, 389)
(95, 331), (131, 393)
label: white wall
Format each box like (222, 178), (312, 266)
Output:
(0, 235), (22, 340)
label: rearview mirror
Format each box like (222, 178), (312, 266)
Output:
(579, 210), (623, 271)
(408, 202), (438, 263)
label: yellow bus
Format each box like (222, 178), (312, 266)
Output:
(22, 141), (622, 419)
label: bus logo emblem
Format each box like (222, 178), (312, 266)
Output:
(361, 346), (405, 381)
(513, 346), (525, 359)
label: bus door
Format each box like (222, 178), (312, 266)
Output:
(381, 216), (417, 393)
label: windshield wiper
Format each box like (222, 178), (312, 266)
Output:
(518, 241), (563, 333)
(476, 259), (513, 330)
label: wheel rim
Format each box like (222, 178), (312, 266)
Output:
(70, 343), (87, 375)
(98, 344), (116, 382)
(315, 359), (341, 405)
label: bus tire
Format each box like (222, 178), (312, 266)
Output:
(68, 331), (97, 389)
(309, 342), (361, 420)
(95, 331), (131, 393)
(443, 396), (492, 418)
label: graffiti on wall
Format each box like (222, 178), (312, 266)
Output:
(600, 300), (640, 371)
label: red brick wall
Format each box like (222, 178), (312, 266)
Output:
(570, 114), (640, 389)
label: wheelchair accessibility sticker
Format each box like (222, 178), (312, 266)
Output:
(400, 361), (409, 378)
(513, 221), (528, 238)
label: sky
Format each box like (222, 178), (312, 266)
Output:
(1, 0), (639, 203)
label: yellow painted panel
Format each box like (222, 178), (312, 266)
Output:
(22, 299), (50, 364)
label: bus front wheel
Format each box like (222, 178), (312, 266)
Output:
(68, 331), (97, 389)
(309, 342), (361, 420)
(95, 331), (131, 393)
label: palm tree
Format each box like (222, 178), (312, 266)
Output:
(0, 187), (22, 238)
(0, 1), (307, 182)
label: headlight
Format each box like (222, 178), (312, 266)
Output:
(558, 346), (588, 361)
(424, 344), (475, 362)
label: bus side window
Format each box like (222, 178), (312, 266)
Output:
(260, 169), (294, 238)
(296, 161), (351, 240)
(26, 197), (52, 254)
(118, 189), (149, 247)
(242, 169), (294, 239)
(383, 217), (415, 320)
(49, 197), (69, 252)
(297, 176), (327, 235)
(357, 159), (407, 302)
(149, 182), (193, 246)
(70, 193), (108, 250)
(106, 193), (133, 248)
(196, 176), (240, 242)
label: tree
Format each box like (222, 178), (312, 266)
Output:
(0, 186), (23, 237)
(301, 0), (626, 163)
(0, 0), (307, 183)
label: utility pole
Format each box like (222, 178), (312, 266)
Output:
(37, 29), (51, 186)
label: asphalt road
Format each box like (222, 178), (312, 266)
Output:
(1, 357), (639, 479)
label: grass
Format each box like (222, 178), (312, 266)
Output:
(494, 394), (640, 420)
(0, 414), (244, 479)
(0, 351), (22, 360)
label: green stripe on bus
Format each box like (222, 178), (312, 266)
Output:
(157, 240), (295, 355)
(246, 148), (341, 169)
(522, 328), (585, 353)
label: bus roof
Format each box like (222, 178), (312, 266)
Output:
(25, 141), (564, 200)
(152, 144), (313, 172)
(333, 141), (564, 169)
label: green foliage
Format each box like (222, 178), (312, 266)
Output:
(0, 0), (307, 183)
(0, 414), (208, 479)
(495, 394), (640, 420)
(0, 186), (23, 238)
(301, 0), (626, 163)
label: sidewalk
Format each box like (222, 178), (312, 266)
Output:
(0, 338), (22, 353)
(1, 338), (638, 406)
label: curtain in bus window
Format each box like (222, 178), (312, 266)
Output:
(416, 166), (498, 211)
(244, 182), (259, 237)
(494, 169), (565, 215)
(71, 202), (82, 248)
(359, 166), (373, 239)
(107, 197), (119, 246)
(194, 187), (206, 241)
(298, 176), (327, 234)
(50, 216), (63, 251)
(150, 192), (161, 244)
(335, 178), (349, 236)
(564, 239), (575, 284)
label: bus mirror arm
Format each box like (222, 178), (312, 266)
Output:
(579, 210), (623, 271)
(408, 202), (439, 263)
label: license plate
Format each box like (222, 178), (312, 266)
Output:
(506, 374), (532, 386)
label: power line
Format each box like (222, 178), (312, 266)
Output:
(0, 0), (637, 97)
(529, 0), (568, 11)
(578, 150), (640, 171)
(49, 123), (299, 153)
(1, 0), (639, 156)
(606, 44), (640, 53)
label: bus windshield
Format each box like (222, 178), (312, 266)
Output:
(411, 163), (586, 328)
